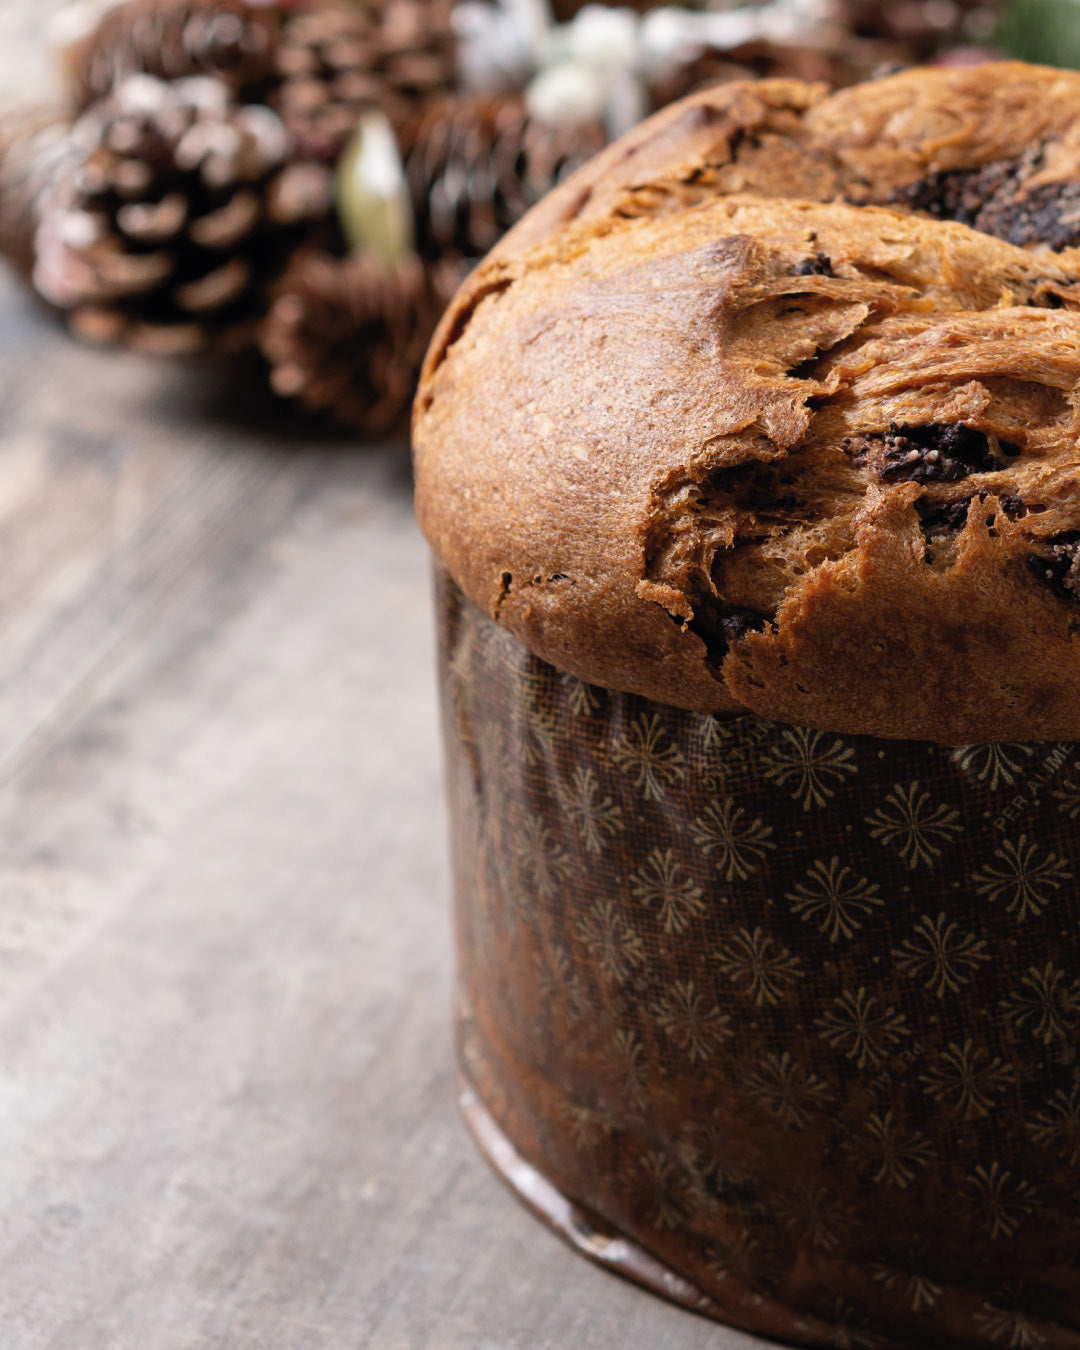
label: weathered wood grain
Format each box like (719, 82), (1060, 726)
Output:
(0, 8), (772, 1347)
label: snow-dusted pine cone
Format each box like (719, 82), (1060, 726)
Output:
(60, 0), (280, 113)
(272, 0), (458, 163)
(0, 105), (78, 277)
(34, 74), (336, 355)
(402, 94), (607, 261)
(259, 250), (461, 433)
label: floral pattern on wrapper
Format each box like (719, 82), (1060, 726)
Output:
(437, 570), (1080, 1350)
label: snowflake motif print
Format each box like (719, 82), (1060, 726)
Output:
(560, 765), (624, 857)
(699, 713), (733, 755)
(678, 1118), (727, 1187)
(1052, 764), (1080, 821)
(613, 1027), (649, 1111)
(576, 899), (645, 983)
(967, 1161), (1037, 1240)
(870, 1252), (943, 1314)
(515, 812), (571, 900)
(630, 848), (706, 934)
(950, 742), (1036, 792)
(705, 1230), (761, 1284)
(515, 700), (558, 769)
(853, 1110), (936, 1188)
(698, 714), (737, 787)
(919, 1039), (1016, 1121)
(559, 1098), (612, 1152)
(690, 799), (775, 882)
(650, 979), (731, 1063)
(713, 926), (804, 1007)
(633, 1150), (691, 1232)
(774, 1182), (845, 1254)
(1001, 962), (1080, 1047)
(865, 781), (962, 869)
(811, 1296), (882, 1350)
(786, 857), (883, 943)
(560, 673), (602, 717)
(893, 912), (990, 998)
(815, 987), (909, 1069)
(611, 712), (685, 802)
(534, 942), (587, 1025)
(479, 724), (517, 795)
(975, 1295), (1049, 1350)
(677, 1118), (755, 1199)
(1027, 1078), (1080, 1166)
(973, 835), (1072, 922)
(745, 1050), (833, 1129)
(761, 726), (857, 811)
(475, 618), (516, 672)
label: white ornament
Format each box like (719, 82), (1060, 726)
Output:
(605, 64), (650, 137)
(454, 0), (554, 95)
(640, 1), (830, 69)
(550, 5), (640, 71)
(521, 0), (836, 138)
(527, 60), (611, 125)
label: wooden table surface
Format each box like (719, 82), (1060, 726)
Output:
(0, 9), (772, 1348)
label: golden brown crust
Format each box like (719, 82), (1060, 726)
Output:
(414, 63), (1080, 741)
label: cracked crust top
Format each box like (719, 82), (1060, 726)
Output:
(413, 62), (1080, 742)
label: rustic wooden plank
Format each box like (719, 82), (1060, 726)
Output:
(0, 7), (773, 1345)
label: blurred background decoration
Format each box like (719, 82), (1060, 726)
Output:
(0, 0), (1024, 436)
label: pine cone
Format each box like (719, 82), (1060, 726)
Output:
(60, 0), (280, 114)
(259, 250), (461, 433)
(837, 0), (1000, 59)
(34, 74), (336, 355)
(0, 105), (78, 276)
(401, 95), (607, 262)
(648, 41), (866, 109)
(272, 0), (458, 163)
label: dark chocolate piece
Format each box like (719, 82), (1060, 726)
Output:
(1028, 531), (1080, 602)
(891, 149), (1080, 252)
(851, 423), (1018, 485)
(793, 252), (834, 276)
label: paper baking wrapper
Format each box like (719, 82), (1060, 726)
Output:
(436, 569), (1080, 1350)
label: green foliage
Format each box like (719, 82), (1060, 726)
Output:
(999, 0), (1080, 68)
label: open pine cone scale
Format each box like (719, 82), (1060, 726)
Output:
(260, 252), (463, 433)
(402, 95), (607, 262)
(271, 0), (458, 163)
(35, 74), (336, 356)
(61, 0), (280, 113)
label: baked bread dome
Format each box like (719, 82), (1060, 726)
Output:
(414, 62), (1080, 743)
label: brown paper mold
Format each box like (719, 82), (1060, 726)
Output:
(438, 569), (1080, 1350)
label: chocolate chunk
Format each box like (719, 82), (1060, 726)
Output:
(793, 252), (834, 277)
(890, 149), (1080, 252)
(719, 606), (769, 644)
(980, 181), (1080, 253)
(891, 158), (1033, 228)
(1028, 532), (1080, 602)
(916, 495), (971, 541)
(852, 423), (1018, 485)
(693, 603), (771, 665)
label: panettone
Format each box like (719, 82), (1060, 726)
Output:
(415, 62), (1080, 743)
(415, 63), (1080, 1350)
